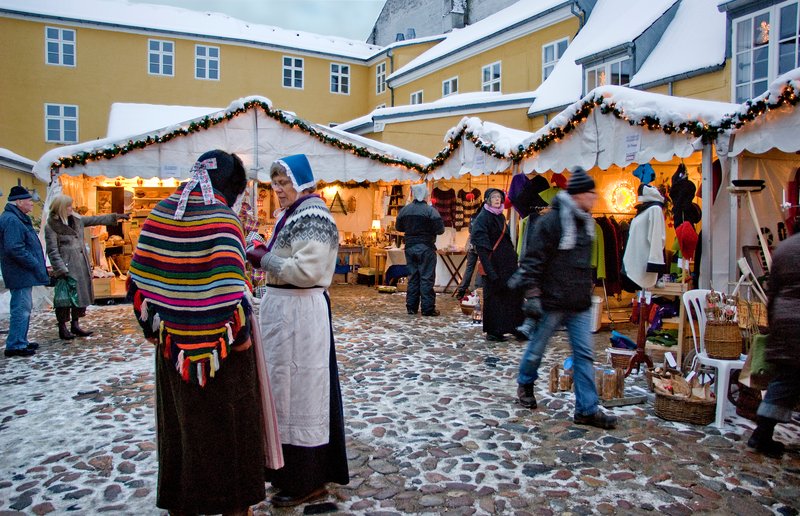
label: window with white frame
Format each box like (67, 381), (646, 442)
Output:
(148, 39), (174, 76)
(45, 103), (78, 143)
(376, 61), (387, 94)
(195, 45), (219, 80)
(45, 26), (75, 66)
(410, 90), (423, 104)
(732, 1), (800, 103)
(481, 61), (501, 92)
(442, 76), (458, 97)
(584, 57), (631, 93)
(282, 56), (303, 89)
(330, 63), (350, 94)
(542, 37), (568, 81)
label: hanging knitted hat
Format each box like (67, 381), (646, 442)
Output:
(633, 163), (656, 185)
(273, 154), (316, 191)
(551, 173), (567, 189)
(675, 221), (699, 259)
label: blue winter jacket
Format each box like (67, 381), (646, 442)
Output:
(0, 203), (49, 289)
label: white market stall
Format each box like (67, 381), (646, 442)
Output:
(34, 96), (430, 295)
(715, 67), (800, 291)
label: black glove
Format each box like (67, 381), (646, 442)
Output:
(245, 243), (267, 269)
(523, 297), (543, 320)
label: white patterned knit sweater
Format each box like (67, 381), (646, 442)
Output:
(262, 196), (339, 288)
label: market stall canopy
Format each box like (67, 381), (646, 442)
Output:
(34, 96), (429, 185)
(719, 67), (800, 157)
(519, 86), (737, 174)
(426, 117), (529, 179)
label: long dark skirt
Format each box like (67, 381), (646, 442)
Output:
(155, 345), (266, 514)
(265, 292), (350, 495)
(482, 278), (524, 337)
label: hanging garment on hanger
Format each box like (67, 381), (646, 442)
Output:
(432, 187), (457, 228)
(456, 188), (482, 230)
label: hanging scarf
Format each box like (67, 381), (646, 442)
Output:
(555, 190), (595, 250)
(129, 184), (249, 386)
(265, 194), (320, 252)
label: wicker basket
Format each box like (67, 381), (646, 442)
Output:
(460, 303), (475, 316)
(607, 348), (636, 369)
(654, 392), (716, 425)
(737, 299), (767, 331)
(704, 322), (742, 359)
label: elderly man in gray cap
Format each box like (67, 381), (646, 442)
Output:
(0, 186), (50, 357)
(395, 183), (445, 316)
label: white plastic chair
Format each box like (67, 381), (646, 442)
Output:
(683, 289), (746, 428)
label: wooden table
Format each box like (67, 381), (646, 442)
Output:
(436, 249), (467, 293)
(373, 251), (387, 287)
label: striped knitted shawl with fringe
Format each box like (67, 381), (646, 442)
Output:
(129, 186), (249, 386)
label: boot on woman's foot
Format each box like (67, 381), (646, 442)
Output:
(70, 320), (93, 337)
(747, 416), (786, 458)
(58, 322), (74, 340)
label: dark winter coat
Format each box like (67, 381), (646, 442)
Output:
(45, 212), (119, 307)
(766, 232), (800, 364)
(0, 203), (49, 289)
(395, 200), (444, 247)
(515, 194), (594, 312)
(471, 207), (523, 335)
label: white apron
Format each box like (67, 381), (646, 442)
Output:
(259, 286), (331, 447)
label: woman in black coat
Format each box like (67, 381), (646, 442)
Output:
(747, 230), (800, 458)
(470, 189), (524, 341)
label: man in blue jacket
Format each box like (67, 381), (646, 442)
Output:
(0, 186), (50, 357)
(396, 183), (445, 316)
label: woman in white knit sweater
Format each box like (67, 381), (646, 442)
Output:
(246, 154), (349, 507)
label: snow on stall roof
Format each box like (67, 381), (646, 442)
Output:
(528, 0), (678, 116)
(107, 103), (221, 140)
(631, 0), (726, 87)
(387, 0), (569, 81)
(319, 125), (431, 166)
(527, 85), (737, 147)
(0, 0), (382, 59)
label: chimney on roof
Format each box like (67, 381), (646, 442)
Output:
(405, 28), (416, 39)
(395, 33), (405, 41)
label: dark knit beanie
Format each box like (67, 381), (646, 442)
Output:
(567, 168), (595, 195)
(8, 185), (32, 201)
(484, 188), (505, 204)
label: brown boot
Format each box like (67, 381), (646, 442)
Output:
(58, 322), (74, 340)
(70, 320), (93, 337)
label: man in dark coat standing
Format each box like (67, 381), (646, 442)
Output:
(511, 169), (617, 429)
(0, 186), (50, 357)
(396, 183), (444, 316)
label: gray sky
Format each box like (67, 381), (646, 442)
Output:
(129, 0), (386, 41)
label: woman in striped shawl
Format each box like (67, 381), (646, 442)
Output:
(246, 154), (349, 507)
(128, 150), (269, 515)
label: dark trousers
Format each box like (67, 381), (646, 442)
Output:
(405, 244), (437, 314)
(55, 306), (87, 323)
(455, 248), (478, 295)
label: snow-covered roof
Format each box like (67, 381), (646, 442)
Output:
(723, 67), (800, 156)
(0, 0), (382, 60)
(528, 0), (678, 116)
(0, 147), (37, 176)
(630, 0), (726, 88)
(107, 103), (221, 140)
(387, 0), (571, 84)
(35, 96), (429, 185)
(336, 91), (536, 133)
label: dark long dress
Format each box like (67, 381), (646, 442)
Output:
(471, 208), (524, 336)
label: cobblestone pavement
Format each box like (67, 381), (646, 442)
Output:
(0, 285), (799, 515)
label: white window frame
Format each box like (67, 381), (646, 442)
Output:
(410, 90), (423, 105)
(45, 26), (76, 67)
(542, 37), (568, 81)
(195, 45), (220, 80)
(330, 62), (350, 95)
(44, 103), (79, 143)
(731, 1), (800, 103)
(376, 61), (387, 94)
(148, 39), (174, 76)
(481, 61), (502, 92)
(442, 76), (458, 97)
(282, 56), (304, 89)
(584, 57), (632, 94)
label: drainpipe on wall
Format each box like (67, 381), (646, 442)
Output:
(388, 48), (396, 107)
(668, 81), (674, 96)
(570, 1), (586, 28)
